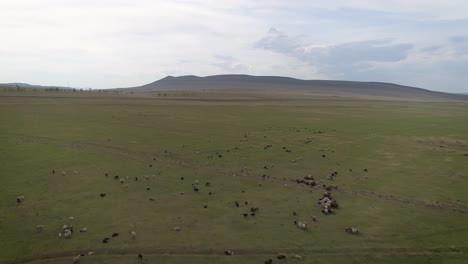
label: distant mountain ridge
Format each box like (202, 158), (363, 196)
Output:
(122, 74), (467, 100)
(0, 82), (73, 89)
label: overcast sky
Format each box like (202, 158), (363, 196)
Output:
(1, 0), (468, 92)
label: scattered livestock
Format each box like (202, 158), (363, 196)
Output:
(174, 227), (181, 231)
(224, 250), (234, 256)
(102, 237), (110, 243)
(79, 228), (87, 233)
(131, 231), (137, 240)
(36, 225), (44, 232)
(264, 259), (273, 264)
(72, 255), (80, 264)
(114, 175), (119, 180)
(112, 233), (119, 237)
(138, 254), (143, 262)
(100, 193), (106, 198)
(120, 179), (125, 184)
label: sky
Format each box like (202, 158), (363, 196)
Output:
(1, 0), (468, 92)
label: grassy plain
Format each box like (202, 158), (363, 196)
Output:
(1, 91), (468, 264)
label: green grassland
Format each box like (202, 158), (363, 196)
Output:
(1, 91), (468, 264)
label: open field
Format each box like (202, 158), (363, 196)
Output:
(1, 91), (468, 264)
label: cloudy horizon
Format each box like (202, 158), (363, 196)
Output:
(1, 0), (468, 92)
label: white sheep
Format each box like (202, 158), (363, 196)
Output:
(297, 221), (307, 230)
(36, 225), (44, 232)
(130, 231), (137, 240)
(64, 229), (72, 238)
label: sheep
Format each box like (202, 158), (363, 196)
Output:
(112, 232), (119, 237)
(135, 177), (138, 181)
(297, 221), (307, 230)
(102, 237), (110, 243)
(264, 259), (273, 264)
(100, 193), (106, 198)
(224, 250), (234, 256)
(345, 227), (360, 235)
(205, 182), (211, 187)
(52, 169), (55, 174)
(130, 231), (137, 240)
(235, 201), (239, 207)
(69, 216), (74, 221)
(16, 195), (25, 204)
(277, 255), (286, 259)
(180, 177), (184, 181)
(79, 228), (87, 233)
(242, 213), (248, 218)
(312, 216), (317, 222)
(73, 171), (78, 174)
(88, 252), (95, 255)
(64, 229), (72, 238)
(62, 171), (66, 176)
(120, 179), (125, 184)
(114, 175), (119, 180)
(72, 255), (80, 264)
(36, 225), (44, 232)
(174, 227), (181, 231)
(293, 254), (303, 260)
(193, 187), (199, 192)
(138, 254), (143, 262)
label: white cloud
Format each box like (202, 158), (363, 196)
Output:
(0, 0), (467, 92)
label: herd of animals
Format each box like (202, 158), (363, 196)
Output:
(14, 129), (367, 263)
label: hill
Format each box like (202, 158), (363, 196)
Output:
(0, 82), (73, 90)
(122, 74), (467, 100)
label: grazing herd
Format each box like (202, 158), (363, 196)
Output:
(14, 128), (368, 263)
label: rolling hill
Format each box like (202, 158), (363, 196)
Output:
(122, 74), (467, 100)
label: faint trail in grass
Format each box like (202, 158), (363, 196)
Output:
(9, 247), (468, 264)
